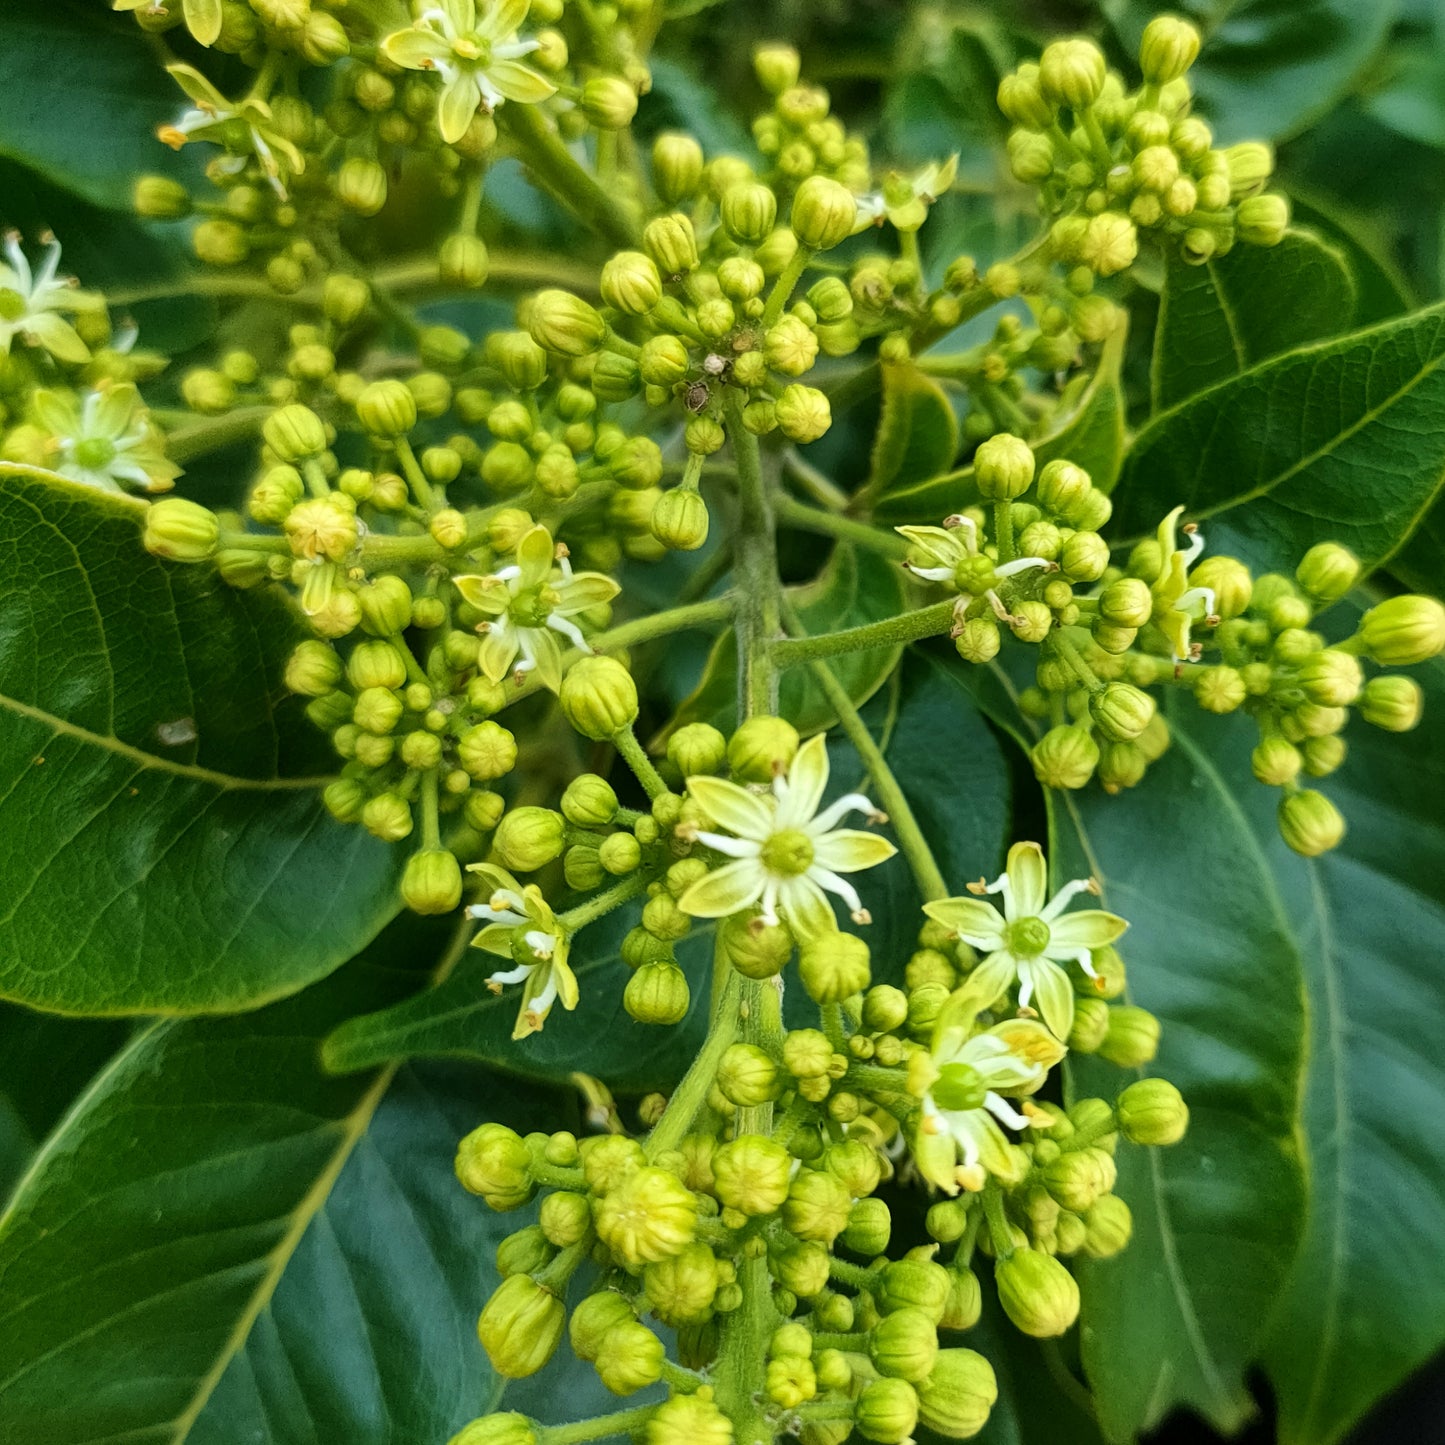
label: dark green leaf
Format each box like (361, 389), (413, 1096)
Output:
(662, 543), (909, 738)
(1288, 195), (1414, 327)
(1109, 302), (1445, 575)
(1151, 230), (1357, 412)
(0, 467), (401, 1015)
(1261, 626), (1445, 1445)
(1363, 47), (1445, 149)
(1387, 503), (1445, 594)
(0, 915), (456, 1443)
(1102, 0), (1394, 145)
(866, 361), (961, 503)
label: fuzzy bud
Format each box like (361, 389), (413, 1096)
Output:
(559, 656), (639, 740)
(1277, 789), (1346, 857)
(652, 487), (710, 551)
(714, 1134), (792, 1215)
(625, 962), (691, 1024)
(798, 932), (871, 1002)
(1139, 16), (1200, 85)
(974, 432), (1035, 500)
(1236, 194), (1290, 247)
(653, 132), (705, 204)
(775, 384), (832, 443)
(495, 807), (565, 871)
(718, 1044), (783, 1108)
(1116, 1078), (1189, 1145)
(570, 1291), (636, 1361)
(995, 1250), (1079, 1338)
(448, 1413), (537, 1445)
(783, 1169), (852, 1244)
(790, 175), (858, 251)
(478, 1274), (564, 1378)
(262, 404), (326, 462)
(1360, 675), (1423, 732)
(645, 1394), (733, 1445)
(527, 290), (608, 356)
(143, 498), (220, 562)
(595, 1166), (698, 1265)
(1031, 724), (1099, 789)
(1039, 39), (1106, 110)
(870, 1307), (940, 1382)
(1097, 1005), (1161, 1067)
(1089, 682), (1156, 743)
(916, 1349), (997, 1440)
(1295, 542), (1359, 602)
(644, 214), (700, 276)
(1357, 594), (1445, 666)
(601, 251), (664, 316)
(455, 1123), (533, 1209)
(856, 1378), (919, 1444)
(728, 716), (799, 782)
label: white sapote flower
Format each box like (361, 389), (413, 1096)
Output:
(467, 863), (578, 1039)
(856, 154), (959, 232)
(923, 840), (1127, 1040)
(32, 384), (180, 493)
(909, 987), (1066, 1194)
(454, 524), (619, 691)
(0, 233), (99, 365)
(1152, 505), (1220, 666)
(896, 513), (1054, 622)
(381, 0), (558, 145)
(113, 0), (222, 47)
(158, 64), (305, 196)
(677, 734), (897, 940)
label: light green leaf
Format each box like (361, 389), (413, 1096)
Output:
(1151, 230), (1357, 413)
(661, 543), (908, 739)
(1262, 619), (1445, 1445)
(866, 360), (960, 503)
(1102, 0), (1394, 145)
(0, 467), (401, 1015)
(1108, 302), (1445, 576)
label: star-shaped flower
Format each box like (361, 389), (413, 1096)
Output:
(676, 734), (897, 941)
(858, 154), (959, 232)
(467, 863), (578, 1039)
(454, 523), (619, 691)
(909, 988), (1065, 1194)
(31, 383), (179, 493)
(113, 0), (222, 46)
(923, 841), (1127, 1040)
(1151, 505), (1219, 666)
(0, 233), (99, 365)
(897, 513), (1054, 623)
(159, 65), (305, 197)
(381, 0), (557, 145)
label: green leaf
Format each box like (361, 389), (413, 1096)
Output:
(0, 467), (401, 1015)
(866, 360), (960, 503)
(1102, 0), (1394, 145)
(0, 0), (193, 209)
(1108, 301), (1445, 576)
(1261, 629), (1445, 1445)
(1363, 46), (1445, 149)
(0, 915), (460, 1443)
(661, 543), (908, 739)
(1151, 230), (1358, 413)
(1387, 501), (1445, 594)
(1289, 194), (1415, 327)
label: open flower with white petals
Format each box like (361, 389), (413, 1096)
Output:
(676, 734), (897, 941)
(909, 988), (1065, 1194)
(381, 0), (557, 145)
(159, 64), (305, 196)
(0, 233), (99, 365)
(897, 514), (1054, 623)
(454, 524), (619, 691)
(1151, 505), (1220, 666)
(32, 384), (179, 493)
(467, 863), (578, 1039)
(923, 841), (1127, 1040)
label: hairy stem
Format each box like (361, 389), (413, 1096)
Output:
(726, 390), (782, 718)
(770, 598), (957, 667)
(773, 493), (910, 561)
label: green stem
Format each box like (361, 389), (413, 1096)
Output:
(393, 435), (439, 512)
(592, 596), (735, 653)
(726, 390), (781, 718)
(770, 599), (956, 668)
(560, 870), (653, 932)
(645, 968), (744, 1160)
(761, 246), (813, 329)
(1052, 628), (1105, 695)
(820, 1001), (846, 1052)
(358, 530), (449, 568)
(613, 724), (668, 799)
(844, 1063), (911, 1095)
(782, 450), (851, 511)
(772, 493), (910, 561)
(659, 1360), (707, 1393)
(828, 1256), (876, 1290)
(981, 1182), (1016, 1260)
(165, 406), (270, 462)
(536, 1235), (592, 1294)
(419, 769), (441, 849)
(993, 500), (1016, 566)
(537, 1404), (659, 1445)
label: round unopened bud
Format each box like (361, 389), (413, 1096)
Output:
(1236, 194), (1290, 247)
(561, 774), (618, 829)
(644, 1393), (732, 1445)
(1358, 594), (1445, 665)
(783, 1169), (852, 1244)
(719, 912), (793, 979)
(1039, 38), (1106, 110)
(455, 1123), (532, 1209)
(1007, 129), (1055, 184)
(1060, 531), (1110, 583)
(668, 722), (728, 779)
(1360, 674), (1423, 732)
(652, 488), (710, 551)
(974, 432), (1035, 500)
(193, 218), (248, 267)
(754, 42), (801, 95)
(601, 251), (663, 316)
(1081, 212), (1138, 277)
(799, 932), (871, 1003)
(401, 848), (462, 915)
(143, 497), (220, 561)
(582, 76), (638, 130)
(1083, 1194), (1133, 1259)
(718, 1044), (783, 1108)
(495, 807), (565, 871)
(1295, 542), (1359, 603)
(776, 384), (831, 443)
(1097, 1004), (1160, 1067)
(653, 132), (705, 204)
(728, 716), (799, 782)
(558, 656), (638, 741)
(1139, 16), (1201, 85)
(842, 1196), (891, 1255)
(1116, 1078), (1189, 1145)
(336, 157), (387, 215)
(1252, 735), (1302, 786)
(1036, 459), (1093, 519)
(527, 289), (608, 356)
(643, 214), (700, 276)
(285, 640), (342, 697)
(262, 404), (326, 462)
(940, 1266), (982, 1331)
(856, 1378), (919, 1444)
(1099, 577), (1153, 629)
(645, 1242), (719, 1326)
(870, 1307), (940, 1382)
(625, 961), (691, 1025)
(995, 1250), (1079, 1338)
(722, 182), (778, 245)
(459, 721), (518, 781)
(1278, 788), (1346, 857)
(714, 1134), (792, 1215)
(478, 1274), (564, 1378)
(1297, 650), (1363, 707)
(791, 175), (858, 251)
(440, 232), (489, 288)
(1032, 724), (1099, 789)
(489, 331), (550, 391)
(348, 639), (407, 692)
(1089, 682), (1155, 743)
(1223, 142), (1274, 200)
(570, 1291), (635, 1362)
(595, 1166), (697, 1265)
(448, 1412), (537, 1445)
(134, 174), (191, 219)
(997, 64), (1053, 129)
(1043, 1147), (1116, 1212)
(594, 1319), (663, 1393)
(916, 1349), (997, 1440)
(1191, 556), (1253, 619)
(877, 1259), (951, 1323)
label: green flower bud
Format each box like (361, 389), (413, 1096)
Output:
(487, 331), (550, 392)
(571, 1290), (636, 1361)
(639, 334), (692, 388)
(1360, 674), (1423, 732)
(457, 721), (517, 781)
(1031, 724), (1099, 789)
(1357, 594), (1445, 665)
(877, 1258), (951, 1323)
(595, 1166), (698, 1265)
(799, 932), (871, 1003)
(581, 76), (638, 130)
(754, 42), (801, 94)
(247, 464), (304, 525)
(527, 289), (608, 357)
(1007, 129), (1056, 184)
(1099, 578), (1153, 629)
(1188, 555), (1252, 620)
(644, 1241), (719, 1326)
(870, 1306), (940, 1382)
(362, 792), (413, 842)
(653, 132), (705, 205)
(353, 683), (403, 736)
(601, 251), (664, 316)
(997, 64), (1053, 129)
(775, 384), (831, 443)
(783, 1168), (852, 1244)
(1043, 1146), (1117, 1212)
(718, 912), (793, 979)
(497, 1224), (553, 1279)
(1089, 682), (1156, 743)
(561, 775), (618, 829)
(766, 1354), (817, 1408)
(1036, 459), (1093, 519)
(974, 432), (1035, 501)
(1039, 38), (1106, 109)
(1295, 542), (1359, 603)
(134, 173), (191, 219)
(534, 1190), (590, 1249)
(594, 1319), (664, 1393)
(193, 218), (248, 267)
(1081, 212), (1138, 277)
(478, 1273), (564, 1378)
(440, 233), (490, 289)
(857, 1378), (919, 1444)
(285, 639), (343, 697)
(685, 415), (726, 456)
(1116, 1078), (1189, 1146)
(790, 175), (858, 251)
(772, 1239), (830, 1298)
(728, 716), (799, 782)
(143, 497), (220, 562)
(766, 314), (820, 376)
(557, 656), (638, 741)
(718, 1043), (783, 1107)
(263, 404), (326, 462)
(917, 1348), (997, 1440)
(995, 1250), (1079, 1338)
(1082, 1193), (1133, 1259)
(335, 156), (387, 216)
(940, 1267), (982, 1332)
(644, 1393), (732, 1445)
(456, 1123), (533, 1209)
(1236, 194), (1290, 247)
(1139, 16), (1200, 85)
(1097, 1004), (1161, 1067)
(448, 1412), (537, 1445)
(1060, 530), (1110, 583)
(644, 214), (700, 276)
(669, 722), (728, 778)
(495, 806), (565, 871)
(1277, 788), (1346, 857)
(323, 777), (366, 824)
(1297, 650), (1363, 707)
(652, 487), (710, 551)
(346, 639), (406, 693)
(1222, 142), (1274, 200)
(714, 1134), (792, 1215)
(1252, 735), (1302, 786)
(842, 1196), (892, 1255)
(625, 961), (691, 1025)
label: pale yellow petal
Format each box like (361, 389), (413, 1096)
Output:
(678, 859), (766, 918)
(438, 73), (482, 144)
(1024, 957), (1076, 1041)
(478, 626), (518, 682)
(488, 60), (558, 105)
(516, 523), (555, 587)
(687, 775), (774, 840)
(778, 733), (829, 827)
(811, 828), (896, 873)
(921, 896), (1006, 950)
(1005, 841), (1049, 917)
(381, 27), (453, 71)
(778, 877), (837, 941)
(1048, 910), (1128, 951)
